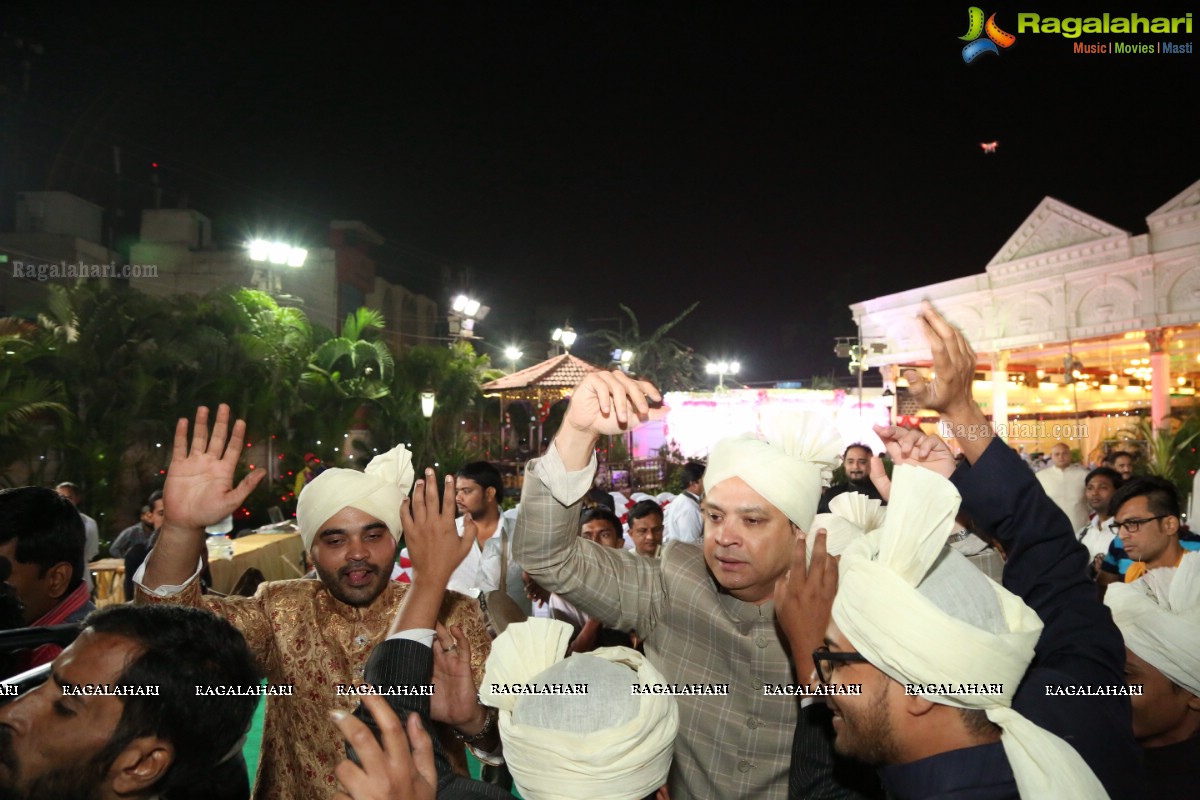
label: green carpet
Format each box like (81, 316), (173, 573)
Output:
(242, 692), (265, 779)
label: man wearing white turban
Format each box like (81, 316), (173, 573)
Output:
(512, 371), (867, 800)
(134, 405), (496, 800)
(776, 302), (1142, 799)
(1106, 551), (1200, 796)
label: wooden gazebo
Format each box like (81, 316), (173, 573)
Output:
(482, 353), (606, 457)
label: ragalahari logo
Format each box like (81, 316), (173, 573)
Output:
(960, 7), (1017, 62)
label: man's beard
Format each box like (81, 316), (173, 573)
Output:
(831, 684), (902, 766)
(0, 727), (107, 800)
(315, 559), (390, 607)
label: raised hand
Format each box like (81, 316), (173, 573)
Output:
(774, 530), (838, 683)
(556, 370), (661, 469)
(429, 623), (486, 732)
(164, 405), (266, 530)
(903, 300), (979, 419)
(401, 469), (476, 583)
(903, 301), (993, 462)
(331, 697), (436, 800)
(873, 424), (957, 479)
(564, 370), (661, 436)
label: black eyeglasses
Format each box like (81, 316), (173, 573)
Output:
(812, 646), (869, 684)
(1108, 515), (1168, 535)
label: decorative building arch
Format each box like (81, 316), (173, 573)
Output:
(1001, 294), (1052, 337)
(1167, 266), (1200, 314)
(1076, 280), (1137, 326)
(943, 305), (984, 342)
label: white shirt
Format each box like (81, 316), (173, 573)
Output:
(477, 517), (533, 615)
(398, 512), (516, 595)
(1036, 464), (1089, 532)
(1077, 513), (1116, 560)
(662, 491), (703, 545)
(547, 592), (589, 635)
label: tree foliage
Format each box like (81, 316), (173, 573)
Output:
(595, 302), (700, 392)
(0, 282), (491, 540)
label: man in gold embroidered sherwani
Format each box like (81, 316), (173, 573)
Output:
(135, 405), (496, 800)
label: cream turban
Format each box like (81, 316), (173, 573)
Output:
(703, 410), (842, 531)
(1106, 551), (1200, 697)
(807, 491), (886, 563)
(295, 444), (415, 550)
(833, 465), (1107, 798)
(480, 618), (678, 800)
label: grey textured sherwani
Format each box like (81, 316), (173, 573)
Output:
(514, 449), (859, 800)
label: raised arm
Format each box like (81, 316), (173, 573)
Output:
(512, 371), (665, 632)
(902, 302), (1122, 676)
(389, 470), (477, 636)
(143, 405), (265, 590)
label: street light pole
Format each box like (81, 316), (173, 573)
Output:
(705, 360), (740, 390)
(551, 323), (577, 355)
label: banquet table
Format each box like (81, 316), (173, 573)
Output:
(208, 531), (306, 594)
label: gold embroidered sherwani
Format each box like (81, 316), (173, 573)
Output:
(136, 577), (489, 800)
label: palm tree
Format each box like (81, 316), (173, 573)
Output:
(298, 308), (396, 457)
(596, 303), (700, 391)
(1121, 415), (1200, 499)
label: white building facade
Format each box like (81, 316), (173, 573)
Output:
(851, 178), (1200, 459)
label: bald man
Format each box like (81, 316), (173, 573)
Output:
(1036, 442), (1089, 531)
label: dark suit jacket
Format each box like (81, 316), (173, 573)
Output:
(817, 480), (885, 514)
(947, 438), (1144, 800)
(355, 638), (510, 800)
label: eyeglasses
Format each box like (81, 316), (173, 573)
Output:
(812, 645), (869, 684)
(1108, 515), (1169, 535)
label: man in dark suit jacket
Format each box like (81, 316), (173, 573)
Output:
(777, 302), (1143, 799)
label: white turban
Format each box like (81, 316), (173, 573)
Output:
(480, 618), (678, 800)
(807, 491), (886, 562)
(1106, 551), (1200, 697)
(833, 465), (1107, 798)
(703, 410), (841, 531)
(295, 444), (415, 550)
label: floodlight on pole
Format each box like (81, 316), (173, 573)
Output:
(504, 346), (523, 373)
(551, 324), (577, 353)
(248, 239), (307, 296)
(705, 359), (740, 390)
(449, 293), (488, 340)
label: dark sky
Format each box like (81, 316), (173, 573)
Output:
(7, 1), (1199, 381)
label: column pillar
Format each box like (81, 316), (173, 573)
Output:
(991, 350), (1009, 439)
(1148, 329), (1170, 428)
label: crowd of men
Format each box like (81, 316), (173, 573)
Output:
(0, 301), (1196, 799)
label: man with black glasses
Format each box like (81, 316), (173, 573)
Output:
(1097, 477), (1200, 589)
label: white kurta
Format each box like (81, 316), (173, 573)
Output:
(1036, 464), (1089, 532)
(662, 491), (703, 545)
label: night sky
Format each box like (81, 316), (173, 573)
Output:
(6, 2), (1199, 382)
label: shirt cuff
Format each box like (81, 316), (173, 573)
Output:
(131, 551), (204, 596)
(532, 441), (597, 506)
(385, 628), (436, 648)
